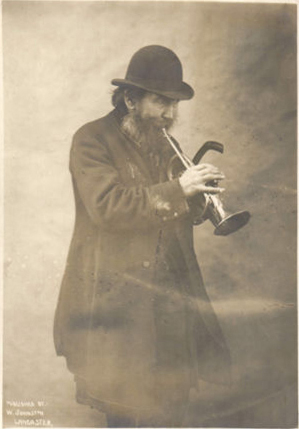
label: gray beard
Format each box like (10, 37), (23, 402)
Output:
(121, 110), (175, 154)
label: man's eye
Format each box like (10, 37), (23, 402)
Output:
(156, 98), (167, 107)
(156, 97), (175, 108)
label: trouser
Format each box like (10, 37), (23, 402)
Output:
(106, 413), (135, 428)
(76, 375), (190, 427)
(105, 400), (189, 428)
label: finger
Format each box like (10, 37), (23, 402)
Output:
(190, 170), (224, 180)
(195, 163), (217, 169)
(194, 163), (222, 171)
(192, 163), (215, 172)
(193, 165), (224, 176)
(203, 186), (225, 194)
(201, 173), (225, 182)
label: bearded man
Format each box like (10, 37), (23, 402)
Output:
(54, 45), (231, 427)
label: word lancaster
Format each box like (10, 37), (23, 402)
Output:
(13, 419), (52, 427)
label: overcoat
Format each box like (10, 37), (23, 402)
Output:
(54, 108), (231, 420)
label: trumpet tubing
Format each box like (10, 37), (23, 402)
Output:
(162, 128), (250, 236)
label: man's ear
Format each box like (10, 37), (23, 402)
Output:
(124, 91), (135, 111)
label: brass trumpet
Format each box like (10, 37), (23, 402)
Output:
(162, 128), (250, 236)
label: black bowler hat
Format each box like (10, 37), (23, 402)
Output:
(111, 45), (194, 100)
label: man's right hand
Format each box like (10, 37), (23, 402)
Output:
(178, 163), (225, 197)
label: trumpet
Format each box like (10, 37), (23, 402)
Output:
(162, 128), (250, 236)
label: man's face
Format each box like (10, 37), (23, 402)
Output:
(134, 92), (179, 131)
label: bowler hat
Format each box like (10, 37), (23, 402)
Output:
(111, 45), (194, 100)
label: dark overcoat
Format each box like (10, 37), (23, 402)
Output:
(54, 109), (231, 419)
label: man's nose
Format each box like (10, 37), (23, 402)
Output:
(162, 104), (176, 119)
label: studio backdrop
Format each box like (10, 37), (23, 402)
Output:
(3, 1), (297, 427)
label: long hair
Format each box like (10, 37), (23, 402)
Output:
(111, 86), (146, 113)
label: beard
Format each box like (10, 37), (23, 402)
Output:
(121, 109), (177, 155)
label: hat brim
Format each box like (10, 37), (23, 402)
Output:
(111, 78), (194, 101)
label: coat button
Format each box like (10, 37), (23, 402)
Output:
(142, 261), (150, 268)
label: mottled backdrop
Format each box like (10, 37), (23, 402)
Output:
(3, 1), (297, 428)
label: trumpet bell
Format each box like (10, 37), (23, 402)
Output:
(203, 194), (250, 236)
(214, 210), (251, 236)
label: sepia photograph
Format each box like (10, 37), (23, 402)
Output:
(2, 1), (297, 427)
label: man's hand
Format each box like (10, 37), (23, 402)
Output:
(178, 163), (225, 197)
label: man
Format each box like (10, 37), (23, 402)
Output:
(54, 45), (231, 427)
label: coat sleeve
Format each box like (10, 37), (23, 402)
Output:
(70, 133), (197, 231)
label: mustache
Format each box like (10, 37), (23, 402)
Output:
(137, 115), (177, 133)
(157, 118), (175, 131)
(121, 111), (177, 144)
